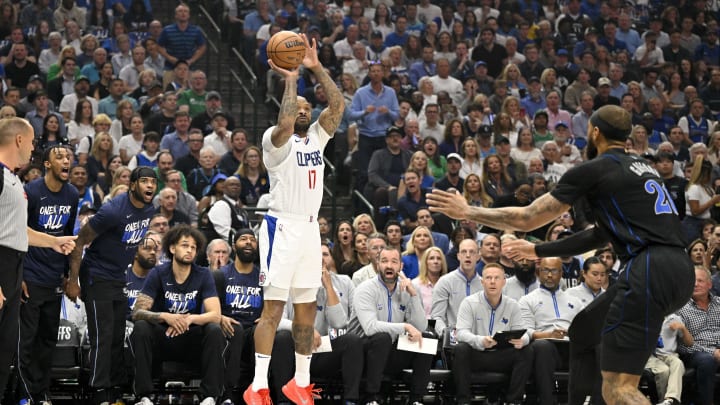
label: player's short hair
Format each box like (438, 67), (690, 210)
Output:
(162, 224), (207, 261)
(590, 105), (632, 142)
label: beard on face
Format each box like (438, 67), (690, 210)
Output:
(514, 262), (536, 285)
(235, 247), (258, 263)
(136, 255), (156, 270)
(585, 135), (598, 160)
(294, 120), (310, 134)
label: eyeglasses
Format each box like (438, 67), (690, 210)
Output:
(539, 268), (561, 275)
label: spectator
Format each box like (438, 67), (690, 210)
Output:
(683, 156), (719, 242)
(118, 46), (151, 92)
(155, 187), (191, 227)
(5, 43), (41, 90)
(205, 176), (248, 242)
(160, 111), (192, 159)
(131, 225), (223, 405)
(158, 3), (206, 69)
(700, 69), (720, 118)
(20, 0), (55, 31)
(154, 169), (198, 225)
(177, 70), (210, 118)
(76, 114), (115, 165)
(144, 91), (177, 135)
(471, 27), (508, 79)
(678, 99), (714, 144)
(429, 58), (465, 106)
(127, 130), (160, 170)
(153, 151), (187, 193)
(616, 13), (641, 55)
(117, 113), (144, 164)
(454, 263), (534, 405)
(545, 90), (572, 131)
(80, 47), (108, 85)
(218, 128), (249, 176)
(191, 92), (235, 136)
(98, 78), (139, 120)
(110, 33), (133, 73)
(54, 0), (87, 32)
(418, 103), (444, 143)
(236, 146), (269, 206)
(519, 256), (584, 405)
(26, 90), (67, 141)
(347, 247), (433, 405)
(663, 29), (692, 66)
(564, 68), (598, 112)
(187, 147), (220, 201)
(571, 91), (595, 142)
(677, 266), (720, 405)
(333, 24), (360, 61)
(694, 30), (719, 70)
(656, 151), (687, 220)
(174, 129), (204, 177)
(645, 313), (691, 405)
(396, 170), (429, 231)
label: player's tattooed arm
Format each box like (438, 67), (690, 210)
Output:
(132, 293), (161, 323)
(314, 66), (345, 135)
(466, 194), (570, 232)
(271, 70), (299, 148)
(68, 223), (97, 282)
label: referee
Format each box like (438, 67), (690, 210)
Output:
(0, 118), (77, 402)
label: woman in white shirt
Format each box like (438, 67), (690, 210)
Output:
(67, 99), (95, 147)
(459, 137), (482, 179)
(511, 127), (543, 168)
(117, 113), (144, 164)
(684, 156), (720, 242)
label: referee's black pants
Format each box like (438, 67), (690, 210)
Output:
(82, 277), (127, 404)
(131, 320), (226, 399)
(17, 282), (62, 402)
(271, 329), (364, 402)
(0, 246), (24, 403)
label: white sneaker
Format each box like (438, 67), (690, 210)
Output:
(199, 398), (216, 405)
(135, 397), (153, 405)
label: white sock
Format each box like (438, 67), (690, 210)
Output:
(294, 352), (312, 387)
(252, 353), (271, 390)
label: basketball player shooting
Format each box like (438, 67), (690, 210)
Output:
(243, 34), (345, 405)
(427, 105), (694, 405)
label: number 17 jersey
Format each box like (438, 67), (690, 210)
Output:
(551, 148), (686, 260)
(261, 121), (331, 218)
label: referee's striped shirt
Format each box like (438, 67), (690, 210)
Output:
(0, 167), (28, 252)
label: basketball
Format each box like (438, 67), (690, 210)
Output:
(267, 31), (306, 70)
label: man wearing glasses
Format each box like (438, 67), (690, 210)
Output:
(518, 257), (584, 405)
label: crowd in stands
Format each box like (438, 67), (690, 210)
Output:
(3, 0), (720, 403)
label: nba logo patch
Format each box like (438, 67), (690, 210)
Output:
(278, 224), (284, 232)
(376, 304), (383, 311)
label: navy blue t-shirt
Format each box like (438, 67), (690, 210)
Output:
(125, 264), (146, 320)
(83, 193), (154, 282)
(24, 178), (78, 288)
(220, 263), (263, 328)
(141, 262), (217, 315)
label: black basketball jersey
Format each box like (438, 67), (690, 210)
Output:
(551, 148), (686, 261)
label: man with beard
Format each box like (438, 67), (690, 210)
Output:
(65, 166), (158, 405)
(454, 263), (534, 405)
(428, 105), (695, 405)
(272, 242), (364, 404)
(348, 247), (432, 405)
(244, 34), (345, 405)
(503, 252), (539, 301)
(131, 225), (223, 405)
(17, 146), (78, 405)
(216, 229), (262, 403)
(430, 238), (483, 337)
(125, 232), (160, 319)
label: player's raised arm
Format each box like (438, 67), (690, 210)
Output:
(268, 56), (300, 148)
(300, 34), (345, 135)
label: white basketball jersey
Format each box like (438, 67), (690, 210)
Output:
(262, 121), (331, 217)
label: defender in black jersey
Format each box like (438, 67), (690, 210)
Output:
(428, 105), (694, 405)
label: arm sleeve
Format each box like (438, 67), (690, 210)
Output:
(535, 226), (610, 258)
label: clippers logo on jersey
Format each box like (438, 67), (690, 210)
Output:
(296, 150), (323, 167)
(165, 290), (199, 314)
(122, 218), (151, 245)
(225, 285), (262, 310)
(38, 204), (73, 232)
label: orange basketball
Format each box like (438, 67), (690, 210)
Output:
(267, 31), (306, 70)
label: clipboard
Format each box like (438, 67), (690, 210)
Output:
(492, 329), (527, 349)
